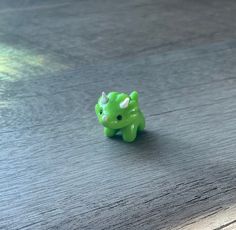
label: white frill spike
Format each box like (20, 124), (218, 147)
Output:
(101, 92), (108, 104)
(120, 97), (130, 109)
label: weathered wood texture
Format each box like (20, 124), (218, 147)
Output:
(1, 0), (236, 229)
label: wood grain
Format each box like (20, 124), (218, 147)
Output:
(1, 0), (236, 229)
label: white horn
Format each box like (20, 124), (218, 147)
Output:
(120, 97), (130, 109)
(101, 92), (108, 104)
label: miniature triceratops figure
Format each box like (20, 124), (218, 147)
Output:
(95, 91), (145, 142)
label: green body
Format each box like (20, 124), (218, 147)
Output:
(95, 91), (145, 142)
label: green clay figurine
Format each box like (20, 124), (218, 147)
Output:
(95, 91), (145, 142)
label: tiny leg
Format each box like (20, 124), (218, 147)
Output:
(122, 124), (138, 142)
(104, 127), (117, 137)
(138, 116), (145, 131)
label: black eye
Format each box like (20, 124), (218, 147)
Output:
(99, 109), (103, 115)
(117, 115), (122, 120)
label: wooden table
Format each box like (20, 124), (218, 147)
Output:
(1, 0), (236, 229)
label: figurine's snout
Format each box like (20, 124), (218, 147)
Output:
(102, 115), (108, 122)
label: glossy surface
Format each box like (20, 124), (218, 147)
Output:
(95, 91), (145, 142)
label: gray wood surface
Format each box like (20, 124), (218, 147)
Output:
(1, 0), (236, 229)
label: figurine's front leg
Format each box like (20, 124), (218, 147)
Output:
(122, 124), (138, 142)
(104, 127), (117, 137)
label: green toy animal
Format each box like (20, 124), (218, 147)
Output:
(95, 91), (145, 142)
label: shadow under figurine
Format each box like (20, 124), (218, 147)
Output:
(95, 91), (145, 142)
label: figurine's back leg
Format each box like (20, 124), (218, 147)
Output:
(104, 127), (118, 137)
(138, 115), (145, 131)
